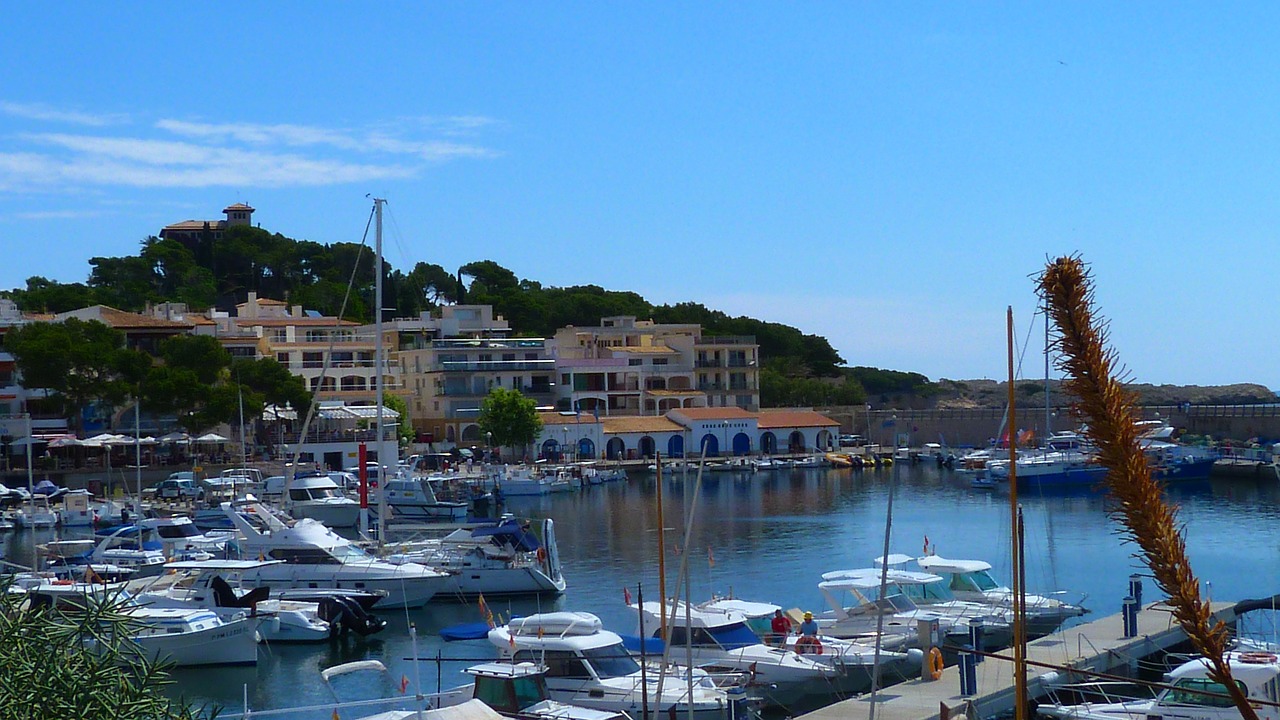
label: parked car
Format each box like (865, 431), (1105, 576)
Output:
(156, 473), (202, 500)
(838, 434), (865, 447)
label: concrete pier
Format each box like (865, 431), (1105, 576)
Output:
(798, 601), (1239, 720)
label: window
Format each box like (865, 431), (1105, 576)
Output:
(276, 352), (290, 365)
(1165, 678), (1245, 708)
(305, 329), (327, 342)
(303, 352), (324, 368)
(653, 358), (668, 365)
(503, 353), (516, 362)
(628, 359), (642, 366)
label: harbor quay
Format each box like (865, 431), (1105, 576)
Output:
(798, 601), (1244, 720)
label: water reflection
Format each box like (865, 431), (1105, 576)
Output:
(5, 463), (1278, 714)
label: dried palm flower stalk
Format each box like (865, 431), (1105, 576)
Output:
(1038, 256), (1254, 720)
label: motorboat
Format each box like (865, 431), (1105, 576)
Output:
(815, 568), (1013, 652)
(699, 597), (920, 694)
(489, 611), (748, 720)
(19, 579), (258, 666)
(434, 662), (632, 720)
(751, 457), (783, 471)
(708, 457), (754, 473)
(56, 489), (96, 527)
(132, 558), (386, 643)
(12, 494), (58, 529)
(381, 473), (469, 522)
(630, 600), (840, 708)
(385, 518), (565, 597)
(221, 499), (451, 608)
(1136, 420), (1219, 482)
(910, 554), (1087, 636)
(274, 471), (363, 528)
(139, 515), (234, 559)
(1037, 649), (1280, 720)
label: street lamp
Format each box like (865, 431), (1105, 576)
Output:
(561, 426), (569, 463)
(722, 421), (730, 458)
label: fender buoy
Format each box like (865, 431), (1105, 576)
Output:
(796, 636), (824, 655)
(536, 547), (547, 564)
(928, 647), (944, 679)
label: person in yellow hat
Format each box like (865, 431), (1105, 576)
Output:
(799, 611), (819, 638)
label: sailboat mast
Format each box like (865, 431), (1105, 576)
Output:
(1008, 306), (1027, 720)
(655, 451), (668, 637)
(1045, 303), (1051, 438)
(373, 197), (388, 545)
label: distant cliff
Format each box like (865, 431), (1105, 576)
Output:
(929, 379), (1276, 409)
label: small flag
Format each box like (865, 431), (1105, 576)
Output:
(708, 547), (715, 568)
(400, 675), (410, 694)
(478, 594), (494, 628)
(624, 587), (633, 605)
(332, 710), (341, 720)
(923, 535), (930, 554)
(509, 631), (516, 649)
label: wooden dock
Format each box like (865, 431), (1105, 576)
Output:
(798, 601), (1240, 720)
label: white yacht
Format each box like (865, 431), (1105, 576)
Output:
(275, 471), (363, 528)
(701, 598), (920, 694)
(20, 579), (258, 666)
(910, 554), (1087, 636)
(221, 500), (451, 608)
(385, 518), (565, 597)
(130, 558), (385, 643)
(815, 568), (1013, 651)
(57, 489), (96, 527)
(381, 473), (469, 522)
(631, 600), (839, 708)
(435, 662), (632, 720)
(489, 611), (748, 720)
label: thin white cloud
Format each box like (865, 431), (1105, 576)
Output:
(11, 209), (105, 220)
(155, 119), (497, 160)
(0, 101), (129, 127)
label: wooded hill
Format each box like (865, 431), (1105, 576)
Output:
(3, 226), (939, 407)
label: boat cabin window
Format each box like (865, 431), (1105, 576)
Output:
(514, 650), (591, 679)
(1163, 678), (1245, 708)
(581, 644), (640, 678)
(268, 548), (340, 564)
(968, 570), (1000, 591)
(474, 676), (516, 712)
(155, 524), (200, 539)
(898, 582), (955, 603)
(665, 626), (724, 648)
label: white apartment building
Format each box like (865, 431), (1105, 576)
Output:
(550, 316), (760, 417)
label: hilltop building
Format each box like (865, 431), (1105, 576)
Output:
(159, 203), (255, 244)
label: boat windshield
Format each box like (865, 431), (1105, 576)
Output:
(897, 581), (955, 603)
(968, 570), (1000, 591)
(154, 524), (201, 539)
(1163, 678), (1245, 708)
(581, 644), (640, 678)
(706, 622), (761, 650)
(330, 543), (375, 563)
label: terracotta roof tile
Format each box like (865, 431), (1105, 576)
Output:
(601, 416), (686, 434)
(669, 407), (755, 421)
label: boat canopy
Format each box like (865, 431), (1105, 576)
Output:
(915, 556), (993, 574)
(473, 519), (540, 552)
(509, 612), (603, 637)
(872, 553), (916, 567)
(704, 598), (780, 619)
(820, 568), (943, 586)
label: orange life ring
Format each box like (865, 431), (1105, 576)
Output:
(795, 636), (824, 655)
(52, 579), (74, 586)
(536, 547), (547, 564)
(1239, 652), (1278, 664)
(928, 647), (944, 679)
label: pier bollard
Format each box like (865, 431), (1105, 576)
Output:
(968, 618), (985, 664)
(1128, 574), (1143, 609)
(959, 646), (978, 696)
(1122, 595), (1138, 638)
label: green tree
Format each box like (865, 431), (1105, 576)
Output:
(478, 387), (543, 455)
(3, 319), (150, 435)
(139, 335), (236, 434)
(232, 357), (312, 419)
(0, 581), (205, 720)
(383, 393), (414, 448)
(7, 276), (99, 313)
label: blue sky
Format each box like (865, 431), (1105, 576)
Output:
(1, 4), (1276, 389)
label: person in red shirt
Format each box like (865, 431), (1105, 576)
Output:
(769, 609), (792, 646)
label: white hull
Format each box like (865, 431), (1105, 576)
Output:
(439, 566), (566, 597)
(124, 613), (259, 666)
(390, 502), (469, 522)
(499, 480), (554, 496)
(291, 502), (362, 528)
(238, 565), (447, 609)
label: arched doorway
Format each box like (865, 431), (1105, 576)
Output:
(541, 439), (560, 461)
(577, 438), (595, 460)
(732, 432), (751, 456)
(446, 426), (457, 443)
(760, 432), (777, 455)
(606, 437), (625, 460)
(639, 436), (656, 458)
(788, 431), (806, 453)
(461, 424), (481, 442)
(816, 430), (834, 451)
(701, 434), (720, 457)
(667, 435), (685, 458)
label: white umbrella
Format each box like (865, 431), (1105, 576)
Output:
(194, 432), (229, 443)
(8, 437), (47, 448)
(49, 437), (83, 449)
(158, 431), (190, 444)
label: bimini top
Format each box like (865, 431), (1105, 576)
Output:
(471, 519), (541, 552)
(702, 598), (781, 619)
(915, 556), (993, 575)
(820, 568), (944, 588)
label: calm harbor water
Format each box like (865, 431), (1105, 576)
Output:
(7, 464), (1280, 716)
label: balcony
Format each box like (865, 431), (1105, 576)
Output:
(697, 382), (725, 392)
(728, 382), (756, 391)
(727, 359), (755, 368)
(432, 339), (545, 350)
(694, 360), (722, 369)
(695, 335), (756, 346)
(435, 360), (554, 372)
